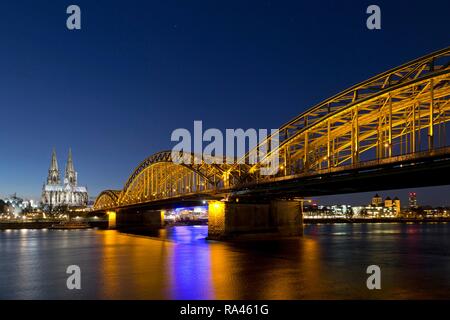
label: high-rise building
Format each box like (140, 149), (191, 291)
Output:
(41, 148), (88, 208)
(408, 192), (418, 209)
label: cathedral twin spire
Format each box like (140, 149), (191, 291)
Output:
(47, 148), (60, 185)
(47, 148), (77, 186)
(64, 148), (77, 186)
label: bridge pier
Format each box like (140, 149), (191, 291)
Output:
(116, 208), (164, 230)
(106, 211), (117, 229)
(207, 200), (303, 240)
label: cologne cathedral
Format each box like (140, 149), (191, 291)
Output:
(41, 148), (88, 208)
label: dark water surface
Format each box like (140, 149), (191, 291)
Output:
(1, 223), (450, 299)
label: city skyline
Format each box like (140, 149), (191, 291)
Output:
(2, 181), (449, 209)
(0, 1), (449, 204)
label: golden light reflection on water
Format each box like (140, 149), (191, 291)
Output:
(98, 230), (121, 298)
(98, 230), (174, 299)
(208, 237), (323, 300)
(208, 244), (234, 299)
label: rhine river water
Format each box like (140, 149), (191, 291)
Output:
(1, 223), (450, 299)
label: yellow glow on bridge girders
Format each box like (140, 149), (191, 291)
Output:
(93, 190), (121, 210)
(236, 47), (450, 175)
(93, 47), (450, 211)
(246, 74), (449, 174)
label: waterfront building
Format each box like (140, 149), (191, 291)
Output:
(163, 206), (209, 223)
(41, 148), (88, 208)
(393, 197), (401, 215)
(1, 194), (38, 215)
(384, 196), (393, 208)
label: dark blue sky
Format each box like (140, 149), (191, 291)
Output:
(0, 0), (449, 206)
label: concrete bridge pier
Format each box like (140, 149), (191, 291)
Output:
(207, 199), (303, 240)
(115, 208), (164, 230)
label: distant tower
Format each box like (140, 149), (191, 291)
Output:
(409, 192), (418, 209)
(47, 148), (60, 185)
(64, 148), (77, 186)
(393, 197), (401, 215)
(371, 193), (383, 207)
(384, 196), (393, 208)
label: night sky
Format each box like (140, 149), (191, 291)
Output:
(0, 0), (449, 206)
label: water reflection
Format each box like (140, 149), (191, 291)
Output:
(98, 230), (173, 299)
(0, 223), (450, 299)
(167, 227), (213, 299)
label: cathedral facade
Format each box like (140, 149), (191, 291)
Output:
(41, 149), (88, 208)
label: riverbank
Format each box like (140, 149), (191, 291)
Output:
(2, 218), (450, 230)
(304, 217), (450, 224)
(0, 220), (108, 230)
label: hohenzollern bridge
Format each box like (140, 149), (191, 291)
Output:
(93, 47), (450, 239)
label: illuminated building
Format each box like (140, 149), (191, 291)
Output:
(409, 192), (418, 209)
(2, 194), (38, 215)
(163, 206), (208, 223)
(384, 196), (392, 208)
(41, 148), (88, 208)
(393, 197), (401, 215)
(371, 194), (383, 206)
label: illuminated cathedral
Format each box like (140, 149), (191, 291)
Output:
(41, 148), (88, 208)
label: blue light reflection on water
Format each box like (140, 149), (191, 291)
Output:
(167, 226), (213, 299)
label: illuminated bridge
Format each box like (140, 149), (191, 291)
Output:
(94, 47), (450, 239)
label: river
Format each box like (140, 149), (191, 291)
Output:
(1, 223), (449, 299)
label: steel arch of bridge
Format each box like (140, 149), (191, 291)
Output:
(94, 46), (450, 211)
(117, 151), (235, 207)
(93, 190), (121, 210)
